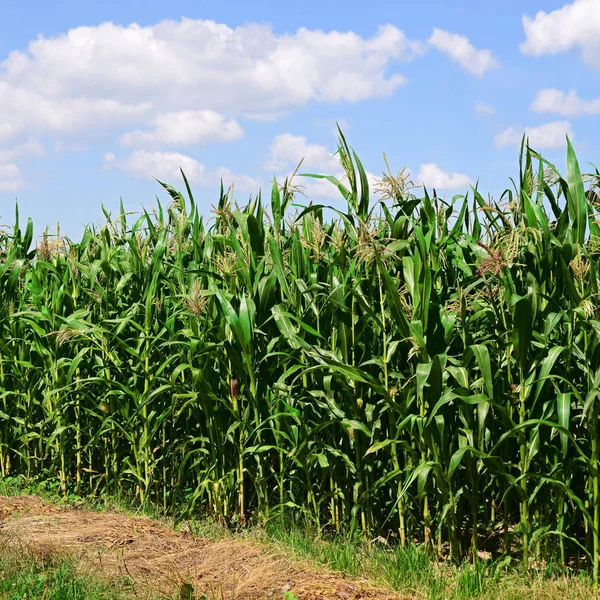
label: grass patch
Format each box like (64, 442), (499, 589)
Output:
(254, 519), (595, 600)
(0, 541), (136, 600)
(0, 536), (219, 600)
(0, 478), (596, 600)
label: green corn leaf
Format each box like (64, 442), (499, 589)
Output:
(565, 136), (587, 246)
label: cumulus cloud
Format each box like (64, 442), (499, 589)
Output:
(415, 163), (473, 190)
(0, 19), (427, 190)
(521, 0), (600, 68)
(531, 88), (600, 116)
(0, 19), (422, 144)
(243, 112), (287, 122)
(119, 110), (243, 147)
(54, 141), (88, 154)
(103, 150), (261, 193)
(0, 163), (23, 192)
(428, 28), (498, 77)
(264, 134), (340, 172)
(475, 102), (496, 115)
(495, 121), (574, 149)
(0, 140), (46, 163)
(0, 82), (149, 140)
(0, 140), (46, 193)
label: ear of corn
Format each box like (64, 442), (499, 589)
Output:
(0, 136), (599, 585)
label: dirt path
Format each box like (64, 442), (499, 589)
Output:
(0, 496), (403, 600)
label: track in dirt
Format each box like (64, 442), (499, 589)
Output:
(0, 496), (402, 600)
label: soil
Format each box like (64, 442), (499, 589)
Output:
(0, 495), (404, 600)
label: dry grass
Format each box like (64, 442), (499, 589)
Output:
(0, 495), (595, 600)
(0, 495), (396, 600)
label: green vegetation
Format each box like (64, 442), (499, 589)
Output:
(0, 544), (225, 600)
(262, 519), (594, 599)
(0, 544), (134, 600)
(0, 479), (592, 599)
(0, 130), (599, 591)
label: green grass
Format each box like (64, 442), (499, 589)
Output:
(0, 533), (590, 600)
(258, 518), (595, 600)
(0, 537), (228, 600)
(1, 478), (594, 600)
(0, 545), (135, 600)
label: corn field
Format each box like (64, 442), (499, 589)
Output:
(0, 131), (599, 581)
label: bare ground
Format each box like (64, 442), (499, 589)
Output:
(0, 496), (404, 600)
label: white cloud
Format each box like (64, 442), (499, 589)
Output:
(0, 123), (16, 142)
(211, 167), (263, 194)
(415, 163), (473, 190)
(0, 141), (45, 194)
(531, 88), (600, 116)
(495, 121), (574, 149)
(0, 82), (149, 140)
(119, 110), (243, 146)
(103, 151), (204, 181)
(264, 134), (340, 172)
(0, 20), (422, 144)
(243, 111), (287, 122)
(428, 28), (498, 77)
(0, 140), (46, 163)
(54, 140), (88, 154)
(0, 163), (23, 192)
(521, 0), (600, 68)
(104, 150), (261, 193)
(475, 102), (496, 115)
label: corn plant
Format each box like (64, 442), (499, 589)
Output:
(0, 132), (598, 589)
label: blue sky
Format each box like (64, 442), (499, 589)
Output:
(1, 0), (599, 237)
